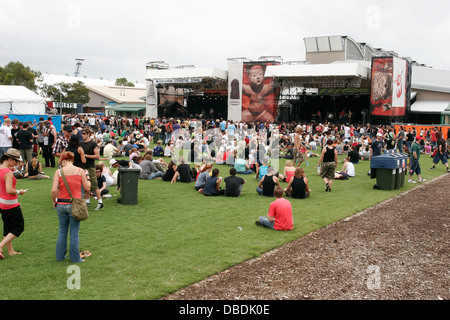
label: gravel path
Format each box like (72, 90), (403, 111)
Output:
(163, 174), (449, 300)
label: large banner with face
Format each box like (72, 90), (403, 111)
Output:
(370, 57), (409, 117)
(241, 61), (280, 123)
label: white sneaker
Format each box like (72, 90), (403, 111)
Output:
(408, 179), (416, 183)
(95, 203), (104, 210)
(418, 178), (426, 182)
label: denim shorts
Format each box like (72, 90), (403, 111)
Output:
(409, 158), (421, 175)
(433, 152), (448, 165)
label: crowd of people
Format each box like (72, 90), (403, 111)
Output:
(0, 113), (449, 260)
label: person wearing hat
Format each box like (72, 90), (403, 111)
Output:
(0, 148), (28, 259)
(370, 132), (385, 159)
(408, 136), (426, 183)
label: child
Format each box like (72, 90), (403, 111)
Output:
(95, 164), (110, 198)
(424, 142), (432, 155)
(153, 140), (164, 157)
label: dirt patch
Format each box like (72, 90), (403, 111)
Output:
(163, 174), (449, 300)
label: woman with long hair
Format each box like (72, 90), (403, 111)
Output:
(0, 149), (28, 259)
(162, 160), (177, 182)
(51, 151), (90, 263)
(282, 160), (296, 183)
(202, 168), (225, 196)
(24, 152), (50, 179)
(285, 167), (311, 199)
(195, 163), (213, 191)
(63, 134), (86, 168)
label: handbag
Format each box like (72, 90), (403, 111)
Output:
(60, 169), (89, 221)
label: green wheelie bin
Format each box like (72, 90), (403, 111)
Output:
(117, 168), (141, 205)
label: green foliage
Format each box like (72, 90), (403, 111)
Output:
(0, 152), (444, 299)
(0, 61), (38, 91)
(39, 81), (90, 104)
(115, 77), (135, 87)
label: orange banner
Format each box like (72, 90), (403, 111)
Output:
(393, 124), (450, 141)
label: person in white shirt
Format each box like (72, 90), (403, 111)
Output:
(103, 140), (121, 159)
(344, 124), (351, 139)
(335, 158), (355, 179)
(0, 117), (13, 157)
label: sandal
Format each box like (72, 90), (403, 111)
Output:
(80, 250), (92, 258)
(0, 251), (3, 260)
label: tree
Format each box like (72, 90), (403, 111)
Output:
(115, 77), (135, 87)
(0, 61), (38, 91)
(39, 81), (90, 105)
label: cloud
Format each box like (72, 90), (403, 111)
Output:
(1, 0), (449, 82)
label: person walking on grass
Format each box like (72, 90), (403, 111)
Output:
(317, 138), (338, 192)
(429, 131), (449, 173)
(0, 149), (27, 260)
(408, 136), (426, 183)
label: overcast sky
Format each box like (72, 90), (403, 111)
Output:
(1, 0), (449, 84)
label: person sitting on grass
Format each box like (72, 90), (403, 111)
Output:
(200, 168), (225, 196)
(234, 153), (252, 175)
(195, 163), (213, 191)
(171, 157), (192, 184)
(256, 166), (281, 197)
(162, 160), (177, 182)
(335, 158), (355, 180)
(153, 140), (164, 157)
(24, 152), (50, 179)
(285, 167), (311, 199)
(224, 167), (246, 197)
(95, 164), (110, 198)
(255, 187), (293, 231)
(282, 160), (296, 183)
(137, 155), (164, 180)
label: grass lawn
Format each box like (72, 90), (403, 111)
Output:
(0, 150), (445, 300)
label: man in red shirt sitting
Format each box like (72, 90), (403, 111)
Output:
(255, 187), (293, 231)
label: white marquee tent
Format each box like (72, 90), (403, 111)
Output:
(0, 85), (46, 115)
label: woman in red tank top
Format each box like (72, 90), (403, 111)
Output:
(51, 151), (91, 263)
(0, 148), (28, 260)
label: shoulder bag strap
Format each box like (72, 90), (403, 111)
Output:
(59, 168), (74, 201)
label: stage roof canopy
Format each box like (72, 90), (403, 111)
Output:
(145, 67), (228, 92)
(146, 67), (227, 83)
(264, 61), (371, 88)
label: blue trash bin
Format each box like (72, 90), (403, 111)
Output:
(370, 151), (401, 190)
